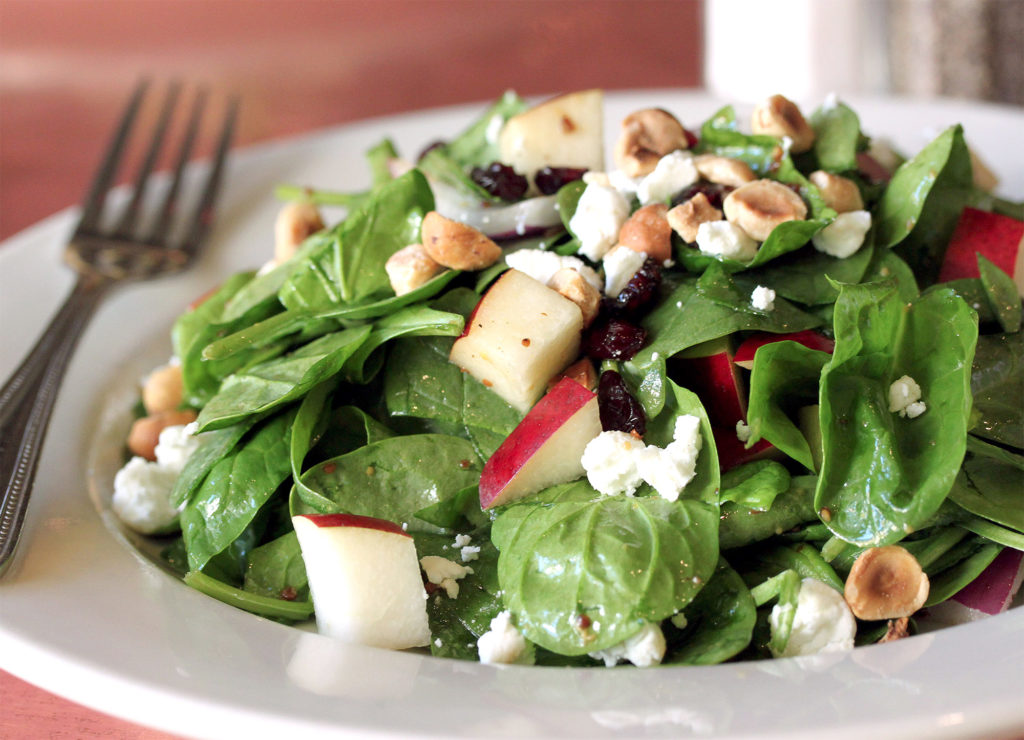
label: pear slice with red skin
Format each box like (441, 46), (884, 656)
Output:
(292, 513), (431, 650)
(479, 377), (601, 509)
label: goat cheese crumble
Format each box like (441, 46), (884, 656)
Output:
(751, 285), (776, 312)
(888, 375), (927, 418)
(637, 150), (699, 205)
(771, 579), (856, 658)
(420, 556), (473, 599)
(581, 415), (702, 501)
(112, 422), (200, 534)
(589, 622), (666, 667)
(602, 245), (647, 297)
(477, 610), (527, 664)
(504, 249), (602, 291)
(569, 182), (631, 261)
(696, 220), (759, 261)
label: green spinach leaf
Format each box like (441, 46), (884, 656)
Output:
(196, 325), (372, 432)
(292, 434), (483, 533)
(181, 408), (297, 571)
(492, 481), (719, 655)
(876, 125), (973, 284)
(816, 282), (978, 545)
(665, 558), (755, 665)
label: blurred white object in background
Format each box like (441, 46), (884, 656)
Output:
(704, 0), (888, 104)
(705, 0), (1023, 107)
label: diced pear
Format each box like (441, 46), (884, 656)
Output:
(450, 269), (583, 412)
(498, 89), (605, 186)
(479, 378), (601, 509)
(292, 513), (431, 650)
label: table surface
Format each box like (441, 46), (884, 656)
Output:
(0, 1), (703, 737)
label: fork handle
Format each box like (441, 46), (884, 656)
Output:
(0, 275), (110, 576)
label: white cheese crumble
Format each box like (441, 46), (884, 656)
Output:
(152, 421), (201, 469)
(581, 415), (702, 501)
(888, 375), (927, 418)
(695, 220), (759, 262)
(504, 249), (602, 291)
(812, 210), (872, 258)
(477, 610), (527, 664)
(751, 285), (776, 312)
(460, 546), (481, 562)
(589, 622), (666, 667)
(637, 150), (699, 206)
(569, 182), (631, 261)
(581, 431), (646, 497)
(608, 168), (643, 199)
(419, 556), (473, 599)
(633, 414), (703, 502)
(602, 245), (647, 297)
(736, 420), (752, 443)
(771, 578), (856, 658)
(112, 422), (200, 534)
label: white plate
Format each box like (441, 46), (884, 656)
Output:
(1, 91), (1022, 740)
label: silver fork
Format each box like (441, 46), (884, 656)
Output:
(0, 80), (238, 576)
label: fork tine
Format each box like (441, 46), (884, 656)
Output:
(113, 81), (181, 238)
(144, 87), (207, 245)
(177, 93), (239, 256)
(74, 79), (150, 235)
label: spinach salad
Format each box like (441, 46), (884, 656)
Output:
(113, 90), (1024, 667)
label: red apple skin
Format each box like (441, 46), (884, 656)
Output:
(733, 331), (836, 370)
(952, 548), (1024, 615)
(458, 293), (485, 340)
(674, 350), (746, 430)
(713, 429), (777, 472)
(938, 207), (1024, 285)
(296, 513), (411, 538)
(479, 377), (597, 509)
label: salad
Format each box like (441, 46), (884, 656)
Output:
(111, 89), (1024, 668)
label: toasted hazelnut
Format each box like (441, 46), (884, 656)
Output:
(142, 364), (184, 415)
(693, 154), (756, 188)
(722, 179), (807, 241)
(844, 545), (930, 621)
(127, 410), (198, 461)
(420, 211), (502, 271)
(617, 203), (673, 263)
(667, 193), (723, 243)
(809, 170), (864, 213)
(274, 201), (325, 264)
(548, 267), (601, 327)
(613, 108), (690, 178)
(549, 357), (598, 392)
(878, 617), (910, 643)
(751, 95), (816, 154)
(385, 244), (445, 296)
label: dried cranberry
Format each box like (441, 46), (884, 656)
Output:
(417, 140), (446, 162)
(534, 166), (588, 195)
(470, 162), (529, 201)
(604, 257), (662, 316)
(598, 370), (646, 435)
(670, 181), (734, 210)
(583, 318), (647, 360)
(683, 127), (699, 149)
